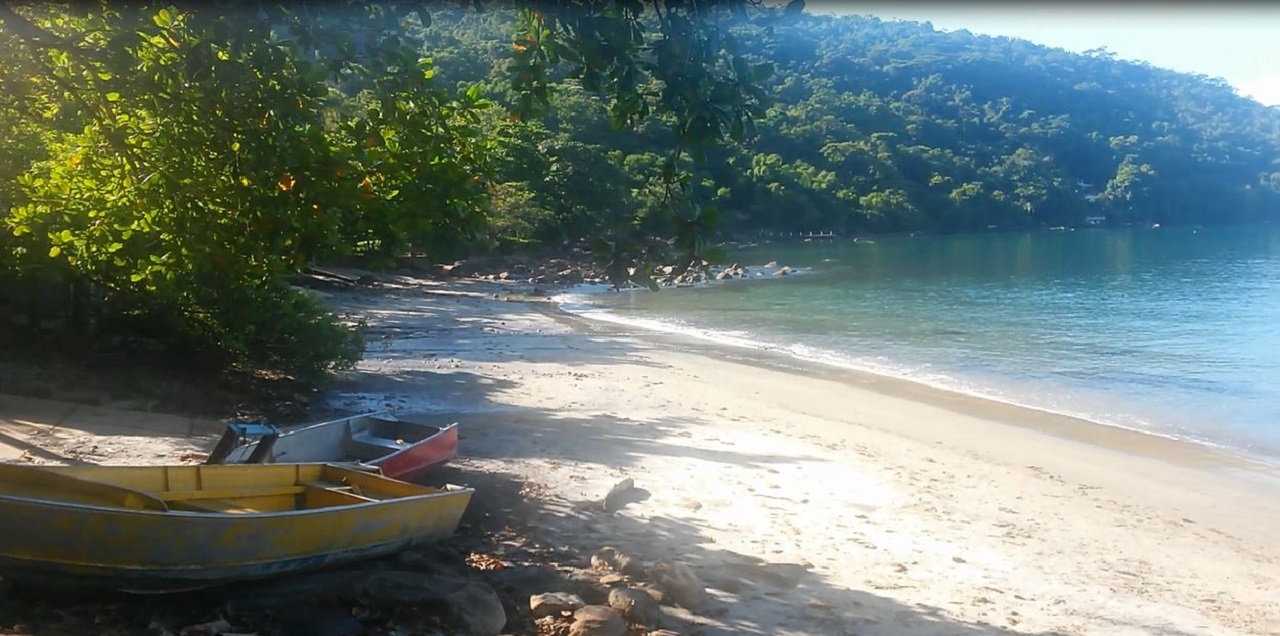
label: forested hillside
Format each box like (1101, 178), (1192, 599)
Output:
(441, 9), (1280, 239)
(3, 1), (1279, 383)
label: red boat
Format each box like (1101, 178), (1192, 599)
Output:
(205, 411), (458, 481)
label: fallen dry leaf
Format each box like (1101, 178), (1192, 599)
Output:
(465, 553), (507, 571)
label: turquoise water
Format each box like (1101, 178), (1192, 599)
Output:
(564, 227), (1280, 461)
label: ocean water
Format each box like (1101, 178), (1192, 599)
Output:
(560, 227), (1280, 462)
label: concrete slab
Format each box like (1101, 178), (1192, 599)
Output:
(0, 394), (76, 429)
(0, 393), (224, 465)
(58, 404), (205, 437)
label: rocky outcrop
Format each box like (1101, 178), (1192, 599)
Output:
(607, 587), (662, 626)
(650, 562), (707, 610)
(567, 605), (626, 636)
(531, 592), (587, 618)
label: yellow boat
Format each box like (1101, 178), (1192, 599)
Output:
(0, 462), (474, 592)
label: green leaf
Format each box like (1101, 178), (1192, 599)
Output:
(106, 92), (121, 102)
(153, 8), (173, 28)
(48, 246), (61, 258)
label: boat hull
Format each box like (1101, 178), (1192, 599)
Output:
(212, 412), (459, 481)
(373, 422), (458, 481)
(0, 463), (473, 592)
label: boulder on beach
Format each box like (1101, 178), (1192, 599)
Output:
(568, 605), (626, 636)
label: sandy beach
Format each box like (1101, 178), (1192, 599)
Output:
(3, 275), (1279, 635)
(310, 280), (1280, 636)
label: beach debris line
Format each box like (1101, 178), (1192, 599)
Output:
(529, 538), (825, 634)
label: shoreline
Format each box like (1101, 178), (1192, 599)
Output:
(533, 296), (1280, 544)
(9, 274), (1274, 634)
(4, 261), (1280, 636)
(550, 284), (1280, 477)
(328, 283), (1280, 633)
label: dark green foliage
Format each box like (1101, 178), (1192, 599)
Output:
(470, 10), (1280, 238)
(4, 2), (1280, 383)
(0, 1), (771, 380)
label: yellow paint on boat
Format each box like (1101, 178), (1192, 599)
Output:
(0, 463), (474, 591)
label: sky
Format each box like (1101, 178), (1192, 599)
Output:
(803, 2), (1280, 107)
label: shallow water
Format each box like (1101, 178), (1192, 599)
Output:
(561, 227), (1280, 461)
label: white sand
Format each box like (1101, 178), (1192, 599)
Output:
(329, 285), (1280, 636)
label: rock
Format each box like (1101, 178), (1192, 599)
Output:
(445, 581), (507, 636)
(764, 260), (778, 268)
(530, 592), (586, 618)
(602, 478), (634, 512)
(711, 576), (743, 594)
(723, 561), (812, 589)
(568, 606), (626, 636)
(591, 547), (644, 577)
(534, 615), (572, 636)
(451, 260), (481, 277)
(558, 268), (584, 283)
(607, 587), (662, 627)
(145, 620), (176, 636)
(359, 571), (439, 604)
(651, 562), (706, 610)
(395, 545), (468, 574)
(359, 573), (505, 636)
(273, 604), (362, 636)
(484, 563), (563, 593)
(602, 478), (649, 511)
(599, 573), (627, 586)
(776, 266), (791, 276)
(638, 584), (669, 605)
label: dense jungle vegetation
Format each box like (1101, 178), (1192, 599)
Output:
(2, 1), (1279, 384)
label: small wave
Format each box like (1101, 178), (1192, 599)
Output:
(554, 299), (1257, 458)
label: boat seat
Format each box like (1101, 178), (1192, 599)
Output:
(169, 499), (260, 514)
(300, 481), (378, 508)
(344, 431), (408, 461)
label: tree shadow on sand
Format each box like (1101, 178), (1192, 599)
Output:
(314, 362), (1075, 633)
(307, 292), (1086, 635)
(0, 291), (1100, 635)
(417, 461), (1078, 636)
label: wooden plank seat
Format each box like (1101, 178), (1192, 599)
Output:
(168, 499), (262, 514)
(299, 481), (378, 508)
(344, 431), (408, 461)
(160, 485), (305, 514)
